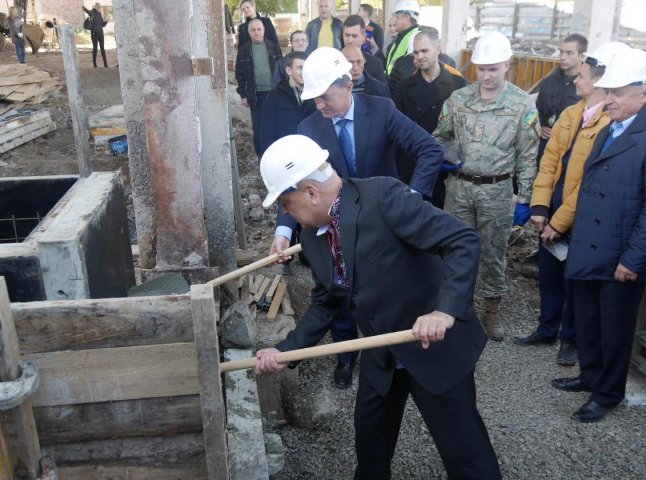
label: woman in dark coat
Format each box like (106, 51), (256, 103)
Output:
(82, 2), (108, 68)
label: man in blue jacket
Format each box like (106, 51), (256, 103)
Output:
(269, 47), (443, 388)
(552, 48), (646, 423)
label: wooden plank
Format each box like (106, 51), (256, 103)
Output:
(0, 122), (56, 154)
(280, 290), (295, 315)
(12, 295), (193, 354)
(0, 109), (49, 130)
(191, 284), (229, 480)
(0, 278), (42, 479)
(267, 282), (287, 321)
(253, 277), (272, 303)
(266, 274), (282, 301)
(249, 274), (265, 295)
(0, 117), (53, 145)
(33, 395), (202, 445)
(57, 464), (208, 480)
(0, 422), (13, 480)
(23, 342), (200, 407)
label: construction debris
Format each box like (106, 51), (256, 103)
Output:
(0, 108), (57, 154)
(88, 104), (126, 150)
(0, 64), (61, 104)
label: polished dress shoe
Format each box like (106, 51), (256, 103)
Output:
(572, 400), (611, 423)
(513, 330), (557, 346)
(551, 376), (592, 392)
(333, 362), (353, 389)
(556, 342), (577, 366)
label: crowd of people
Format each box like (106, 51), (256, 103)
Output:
(233, 1), (646, 477)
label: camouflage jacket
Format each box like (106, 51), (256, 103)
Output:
(434, 81), (540, 203)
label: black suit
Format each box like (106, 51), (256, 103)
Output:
(277, 177), (500, 479)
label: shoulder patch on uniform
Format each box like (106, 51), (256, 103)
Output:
(524, 110), (538, 127)
(441, 102), (449, 118)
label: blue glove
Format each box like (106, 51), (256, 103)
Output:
(513, 203), (531, 227)
(440, 160), (463, 172)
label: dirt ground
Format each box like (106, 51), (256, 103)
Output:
(3, 41), (646, 480)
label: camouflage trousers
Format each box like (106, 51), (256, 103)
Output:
(444, 175), (514, 298)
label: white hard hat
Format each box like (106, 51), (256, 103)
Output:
(395, 0), (420, 18)
(471, 32), (513, 65)
(585, 41), (632, 68)
(594, 48), (646, 88)
(260, 135), (333, 207)
(301, 47), (352, 100)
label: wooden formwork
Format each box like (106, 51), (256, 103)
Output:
(460, 49), (560, 92)
(0, 278), (230, 479)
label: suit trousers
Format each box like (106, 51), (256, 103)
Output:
(572, 279), (644, 406)
(250, 90), (269, 156)
(354, 369), (500, 480)
(537, 241), (575, 343)
(330, 305), (358, 365)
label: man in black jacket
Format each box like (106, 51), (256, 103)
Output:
(342, 45), (390, 98)
(357, 4), (384, 54)
(237, 0), (278, 48)
(342, 15), (387, 83)
(260, 52), (316, 155)
(235, 19), (282, 155)
(256, 136), (500, 479)
(395, 29), (466, 207)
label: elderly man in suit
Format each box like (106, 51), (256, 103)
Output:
(269, 47), (443, 388)
(255, 135), (500, 479)
(551, 48), (646, 423)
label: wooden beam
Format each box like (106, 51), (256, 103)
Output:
(23, 343), (200, 407)
(190, 284), (229, 480)
(265, 275), (282, 302)
(280, 290), (295, 315)
(267, 282), (287, 321)
(253, 278), (272, 303)
(0, 278), (41, 479)
(57, 464), (208, 480)
(11, 295), (193, 354)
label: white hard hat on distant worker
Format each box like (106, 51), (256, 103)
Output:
(394, 0), (420, 18)
(300, 47), (352, 100)
(594, 47), (646, 89)
(471, 32), (513, 65)
(260, 135), (334, 207)
(584, 41), (632, 68)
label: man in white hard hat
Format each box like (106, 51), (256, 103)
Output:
(385, 0), (420, 76)
(270, 46), (443, 388)
(434, 32), (540, 341)
(551, 47), (646, 423)
(256, 134), (501, 479)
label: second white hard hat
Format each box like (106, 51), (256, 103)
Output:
(301, 47), (352, 100)
(585, 41), (632, 68)
(260, 135), (333, 207)
(395, 0), (420, 17)
(594, 47), (646, 89)
(471, 32), (513, 65)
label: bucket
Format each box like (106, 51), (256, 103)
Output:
(108, 135), (128, 156)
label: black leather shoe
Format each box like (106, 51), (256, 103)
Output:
(513, 330), (558, 346)
(572, 400), (611, 423)
(557, 342), (577, 366)
(333, 362), (353, 389)
(551, 377), (592, 392)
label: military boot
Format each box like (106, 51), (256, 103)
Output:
(484, 297), (504, 341)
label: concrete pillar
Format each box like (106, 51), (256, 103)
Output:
(572, 0), (622, 52)
(191, 0), (237, 272)
(441, 0), (469, 68)
(348, 0), (360, 16)
(112, 0), (156, 270)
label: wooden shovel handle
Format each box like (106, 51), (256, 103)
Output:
(207, 244), (303, 288)
(220, 329), (417, 373)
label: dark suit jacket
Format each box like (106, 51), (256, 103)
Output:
(566, 107), (646, 282)
(277, 177), (487, 395)
(363, 52), (387, 83)
(277, 93), (443, 231)
(354, 72), (390, 98)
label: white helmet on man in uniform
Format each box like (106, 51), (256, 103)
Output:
(300, 47), (352, 100)
(394, 0), (420, 18)
(260, 135), (334, 207)
(594, 47), (646, 89)
(471, 32), (513, 65)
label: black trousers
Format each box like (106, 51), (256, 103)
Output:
(354, 369), (501, 480)
(249, 90), (269, 156)
(572, 279), (644, 406)
(91, 31), (107, 67)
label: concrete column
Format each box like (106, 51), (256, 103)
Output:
(572, 0), (622, 52)
(384, 0), (397, 16)
(112, 0), (157, 270)
(133, 0), (209, 269)
(441, 0), (469, 68)
(191, 0), (237, 271)
(348, 0), (360, 16)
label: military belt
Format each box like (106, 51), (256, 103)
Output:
(451, 172), (512, 185)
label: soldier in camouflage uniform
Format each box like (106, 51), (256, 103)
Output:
(434, 32), (539, 340)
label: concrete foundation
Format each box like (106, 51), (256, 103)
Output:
(0, 172), (135, 302)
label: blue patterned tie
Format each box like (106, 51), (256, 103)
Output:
(337, 119), (356, 177)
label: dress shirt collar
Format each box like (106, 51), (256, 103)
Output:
(610, 114), (637, 138)
(332, 96), (355, 125)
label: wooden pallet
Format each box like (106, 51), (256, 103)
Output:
(0, 64), (61, 104)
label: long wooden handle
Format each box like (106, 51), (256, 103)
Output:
(207, 244), (303, 288)
(220, 329), (417, 373)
